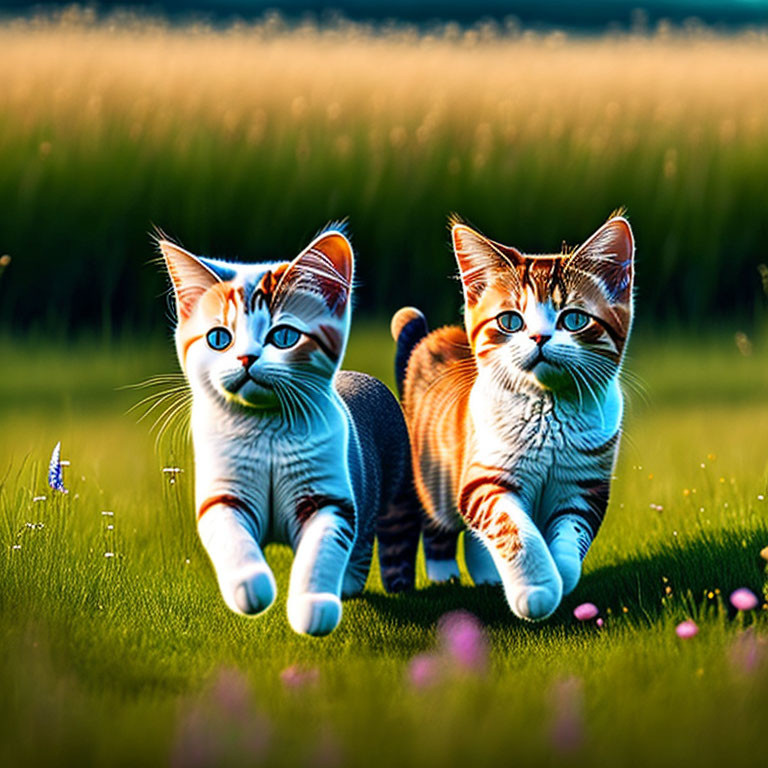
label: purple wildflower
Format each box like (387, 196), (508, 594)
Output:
(437, 610), (489, 672)
(47, 442), (68, 494)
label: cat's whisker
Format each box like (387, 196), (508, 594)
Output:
(149, 392), (192, 439)
(119, 374), (186, 391)
(127, 386), (190, 418)
(153, 395), (193, 453)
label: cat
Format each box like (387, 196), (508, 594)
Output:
(159, 226), (420, 636)
(392, 214), (634, 621)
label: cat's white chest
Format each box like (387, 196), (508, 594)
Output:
(470, 379), (623, 514)
(191, 399), (352, 545)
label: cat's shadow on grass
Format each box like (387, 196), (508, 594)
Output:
(360, 528), (767, 631)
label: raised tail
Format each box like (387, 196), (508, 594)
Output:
(391, 306), (428, 399)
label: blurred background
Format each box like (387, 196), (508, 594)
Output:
(0, 1), (768, 339)
(3, 1), (768, 27)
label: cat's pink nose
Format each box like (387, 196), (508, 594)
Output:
(238, 354), (258, 369)
(531, 334), (551, 346)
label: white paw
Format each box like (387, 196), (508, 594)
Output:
(511, 583), (563, 621)
(425, 559), (461, 583)
(287, 592), (342, 637)
(222, 565), (276, 616)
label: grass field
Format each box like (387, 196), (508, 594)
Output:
(2, 10), (768, 767)
(1, 328), (767, 766)
(2, 14), (768, 331)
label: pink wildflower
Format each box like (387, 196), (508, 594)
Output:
(211, 668), (250, 714)
(437, 610), (489, 672)
(407, 653), (442, 689)
(573, 602), (599, 621)
(730, 588), (759, 612)
(280, 664), (319, 689)
(676, 620), (699, 639)
(728, 628), (766, 675)
(549, 677), (584, 753)
(171, 668), (270, 768)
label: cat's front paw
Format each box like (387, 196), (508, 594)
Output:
(512, 584), (562, 621)
(223, 565), (277, 616)
(287, 592), (342, 637)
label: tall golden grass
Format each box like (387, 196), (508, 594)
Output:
(1, 12), (767, 330)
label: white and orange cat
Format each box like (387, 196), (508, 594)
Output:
(393, 215), (634, 620)
(160, 227), (419, 636)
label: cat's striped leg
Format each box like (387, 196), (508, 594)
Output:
(377, 482), (421, 593)
(423, 520), (461, 583)
(544, 512), (595, 596)
(197, 501), (276, 616)
(287, 501), (356, 637)
(464, 487), (562, 620)
(545, 478), (608, 596)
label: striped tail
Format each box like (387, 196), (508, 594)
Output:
(391, 306), (428, 399)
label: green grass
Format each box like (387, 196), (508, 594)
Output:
(0, 329), (767, 766)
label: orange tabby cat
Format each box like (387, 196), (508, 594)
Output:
(392, 215), (634, 620)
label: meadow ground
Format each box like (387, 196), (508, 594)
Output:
(0, 328), (767, 767)
(1, 12), (768, 767)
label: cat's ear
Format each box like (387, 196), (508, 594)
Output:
(569, 216), (634, 303)
(452, 223), (523, 304)
(158, 240), (221, 320)
(278, 231), (353, 316)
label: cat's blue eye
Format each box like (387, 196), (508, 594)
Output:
(561, 310), (590, 332)
(268, 325), (301, 349)
(496, 311), (524, 333)
(206, 326), (233, 351)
